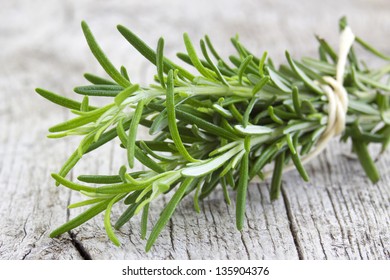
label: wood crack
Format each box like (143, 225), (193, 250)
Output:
(68, 231), (92, 260)
(281, 186), (304, 260)
(240, 231), (251, 259)
(21, 248), (32, 260)
(65, 179), (92, 260)
(325, 188), (350, 258)
(169, 218), (176, 253)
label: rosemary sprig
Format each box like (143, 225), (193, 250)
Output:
(37, 17), (390, 251)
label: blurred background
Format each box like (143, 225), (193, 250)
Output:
(1, 0), (390, 106)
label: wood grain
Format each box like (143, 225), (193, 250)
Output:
(0, 0), (389, 260)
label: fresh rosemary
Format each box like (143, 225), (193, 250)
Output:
(37, 17), (390, 251)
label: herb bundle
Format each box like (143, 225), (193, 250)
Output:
(36, 17), (390, 251)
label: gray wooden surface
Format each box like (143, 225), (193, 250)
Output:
(1, 0), (389, 260)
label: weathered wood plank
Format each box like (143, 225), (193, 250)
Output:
(69, 179), (299, 259)
(0, 114), (82, 259)
(282, 140), (390, 260)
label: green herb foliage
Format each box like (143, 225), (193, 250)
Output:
(37, 17), (390, 251)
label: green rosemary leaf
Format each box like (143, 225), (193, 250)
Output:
(78, 174), (123, 184)
(50, 198), (112, 238)
(285, 51), (323, 95)
(190, 125), (213, 143)
(84, 73), (117, 85)
(81, 21), (131, 88)
(291, 86), (303, 117)
(199, 173), (220, 199)
(319, 45), (328, 62)
(220, 176), (231, 205)
(139, 141), (175, 162)
(140, 203), (150, 240)
(104, 194), (125, 246)
(301, 57), (336, 75)
(68, 198), (107, 209)
(231, 36), (249, 59)
(127, 99), (145, 168)
(283, 120), (320, 134)
(86, 123), (122, 153)
(52, 173), (101, 192)
(117, 25), (194, 81)
(200, 39), (229, 86)
(56, 150), (82, 185)
(94, 181), (148, 194)
(379, 125), (390, 152)
(138, 141), (177, 152)
(49, 103), (115, 132)
(355, 36), (390, 61)
(252, 76), (270, 95)
(270, 151), (285, 200)
(124, 190), (143, 205)
(118, 165), (129, 183)
(80, 96), (89, 112)
(315, 36), (337, 62)
(176, 52), (211, 70)
(78, 132), (96, 156)
(35, 88), (96, 111)
(177, 104), (214, 122)
(219, 159), (234, 177)
(352, 139), (380, 183)
(286, 134), (309, 181)
(114, 84), (140, 106)
(114, 203), (138, 229)
(225, 169), (235, 189)
(74, 85), (124, 97)
(266, 66), (291, 93)
(116, 118), (129, 146)
(300, 100), (318, 114)
(149, 103), (239, 140)
(167, 70), (198, 162)
(238, 55), (253, 85)
(183, 33), (217, 81)
(242, 96), (257, 128)
(193, 180), (202, 213)
(149, 111), (168, 135)
(146, 178), (193, 251)
(285, 134), (296, 155)
(204, 35), (234, 73)
(236, 149), (249, 230)
(156, 38), (166, 88)
(228, 103), (244, 123)
(258, 51), (268, 77)
(249, 145), (278, 179)
(268, 106), (284, 125)
(357, 73), (390, 91)
(134, 145), (165, 173)
(212, 104), (234, 119)
(209, 141), (240, 157)
(291, 152), (310, 182)
(182, 144), (243, 177)
(120, 66), (130, 81)
(234, 124), (273, 135)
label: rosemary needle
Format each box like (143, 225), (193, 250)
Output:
(38, 18), (389, 251)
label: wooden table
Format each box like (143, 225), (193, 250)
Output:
(1, 0), (389, 260)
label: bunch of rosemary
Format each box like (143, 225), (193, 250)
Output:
(36, 17), (389, 251)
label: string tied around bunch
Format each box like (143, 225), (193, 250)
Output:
(301, 25), (355, 165)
